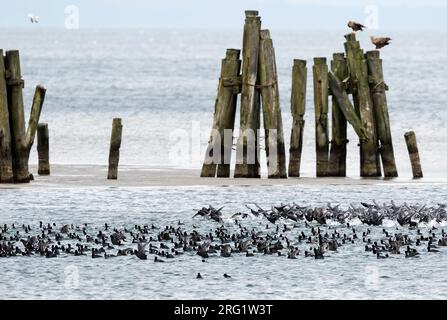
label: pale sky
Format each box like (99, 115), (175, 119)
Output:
(1, 0), (446, 29)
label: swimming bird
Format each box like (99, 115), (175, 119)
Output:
(91, 248), (102, 258)
(196, 273), (203, 279)
(135, 241), (149, 260)
(223, 273), (231, 278)
(347, 20), (366, 32)
(370, 36), (391, 49)
(376, 252), (389, 259)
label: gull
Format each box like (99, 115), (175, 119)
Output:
(28, 14), (40, 23)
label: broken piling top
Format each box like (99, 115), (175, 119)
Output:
(366, 50), (380, 59)
(344, 33), (356, 42)
(245, 10), (259, 17)
(260, 29), (271, 39)
(293, 59), (306, 68)
(313, 57), (327, 65)
(332, 52), (345, 61)
(225, 48), (241, 60)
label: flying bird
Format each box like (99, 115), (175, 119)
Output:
(370, 36), (392, 49)
(28, 14), (40, 23)
(347, 20), (366, 32)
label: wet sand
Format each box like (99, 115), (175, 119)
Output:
(0, 164), (444, 188)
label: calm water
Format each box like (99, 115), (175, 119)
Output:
(1, 29), (447, 299)
(1, 184), (447, 300)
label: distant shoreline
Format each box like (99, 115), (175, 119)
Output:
(0, 164), (444, 188)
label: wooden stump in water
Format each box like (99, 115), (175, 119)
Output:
(0, 50), (13, 183)
(328, 53), (349, 177)
(37, 123), (50, 175)
(5, 50), (28, 182)
(313, 57), (329, 177)
(404, 131), (422, 178)
(201, 49), (241, 178)
(288, 59), (307, 177)
(234, 10), (261, 178)
(107, 118), (123, 180)
(258, 30), (286, 178)
(366, 50), (398, 178)
(344, 34), (381, 177)
(5, 50), (46, 183)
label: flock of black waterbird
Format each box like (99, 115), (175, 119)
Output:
(2, 202), (447, 267)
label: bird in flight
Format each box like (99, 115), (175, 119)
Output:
(347, 20), (366, 32)
(28, 14), (40, 23)
(370, 36), (392, 49)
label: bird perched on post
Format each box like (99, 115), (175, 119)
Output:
(347, 20), (366, 32)
(370, 36), (392, 49)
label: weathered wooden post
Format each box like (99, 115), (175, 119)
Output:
(344, 34), (381, 177)
(5, 50), (46, 183)
(201, 49), (241, 178)
(5, 50), (28, 182)
(328, 71), (367, 141)
(37, 123), (50, 175)
(234, 10), (261, 178)
(107, 118), (122, 180)
(328, 53), (349, 177)
(366, 50), (398, 178)
(0, 50), (13, 183)
(313, 57), (329, 177)
(258, 29), (287, 178)
(404, 131), (422, 178)
(289, 59), (307, 177)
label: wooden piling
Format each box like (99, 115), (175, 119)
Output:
(328, 53), (348, 177)
(344, 34), (381, 177)
(234, 10), (261, 178)
(258, 30), (286, 178)
(5, 50), (28, 182)
(328, 71), (367, 141)
(0, 50), (13, 182)
(313, 57), (329, 177)
(201, 49), (241, 178)
(107, 118), (122, 180)
(5, 50), (46, 183)
(288, 59), (307, 177)
(366, 50), (398, 177)
(37, 123), (50, 175)
(404, 131), (422, 178)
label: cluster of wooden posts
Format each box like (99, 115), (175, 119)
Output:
(0, 49), (49, 184)
(201, 10), (287, 179)
(0, 48), (123, 183)
(201, 11), (423, 179)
